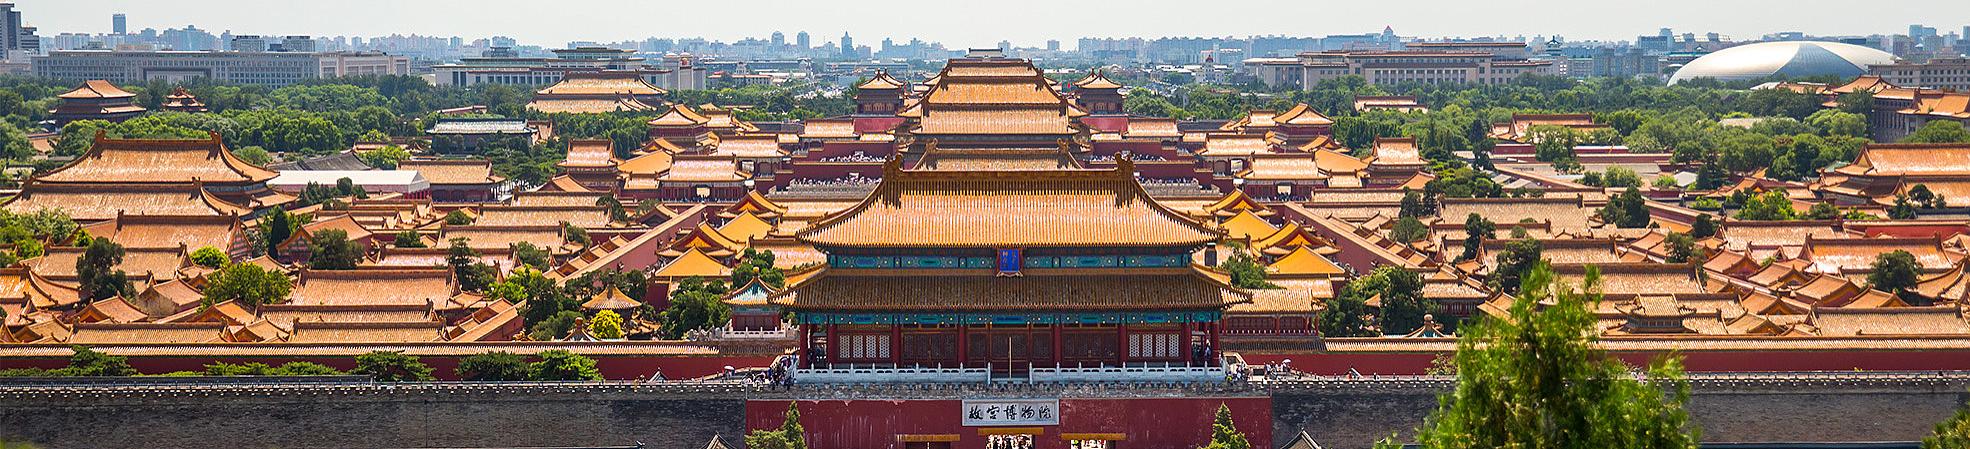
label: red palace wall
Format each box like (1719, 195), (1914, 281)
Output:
(1238, 347), (1970, 375)
(746, 397), (1271, 449)
(4, 353), (778, 381)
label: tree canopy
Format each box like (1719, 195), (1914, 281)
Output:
(1382, 262), (1699, 449)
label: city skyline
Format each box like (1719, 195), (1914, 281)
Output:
(24, 0), (1970, 50)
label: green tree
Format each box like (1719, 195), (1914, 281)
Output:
(1805, 109), (1868, 137)
(745, 403), (808, 449)
(1690, 214), (1718, 239)
(1601, 167), (1642, 188)
(529, 310), (584, 341)
(1217, 252), (1276, 290)
(1890, 195), (1920, 220)
(456, 351), (531, 381)
(592, 309), (625, 339)
(1664, 232), (1698, 264)
(1598, 187), (1651, 228)
(529, 349), (603, 381)
(262, 208), (297, 256)
(447, 238), (497, 292)
(1365, 266), (1430, 335)
(511, 241), (550, 271)
(352, 350), (433, 382)
(358, 145), (412, 169)
(76, 238), (133, 301)
(1927, 394), (1970, 449)
(729, 248), (786, 288)
(62, 345), (137, 376)
(201, 262), (294, 308)
(1392, 216), (1429, 243)
(393, 231), (426, 248)
(231, 145), (273, 166)
(1490, 238), (1543, 295)
(308, 229), (362, 270)
(1869, 250), (1924, 304)
(660, 277), (733, 339)
(1458, 213), (1495, 262)
(189, 246), (228, 268)
(1199, 404), (1252, 449)
(1903, 121), (1970, 144)
(1392, 262), (1699, 449)
(1734, 190), (1799, 221)
(1527, 125), (1582, 163)
(444, 209), (475, 225)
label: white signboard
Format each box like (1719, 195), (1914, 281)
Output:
(961, 399), (1060, 426)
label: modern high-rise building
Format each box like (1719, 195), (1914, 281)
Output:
(112, 13), (126, 35)
(840, 32), (854, 58)
(230, 35), (267, 52)
(0, 3), (21, 55)
(34, 50), (409, 86)
(796, 31), (810, 49)
(770, 31), (785, 47)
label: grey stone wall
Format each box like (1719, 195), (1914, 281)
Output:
(3, 374), (1967, 449)
(0, 387), (749, 449)
(1271, 377), (1970, 449)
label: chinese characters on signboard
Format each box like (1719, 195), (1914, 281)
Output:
(997, 248), (1023, 276)
(962, 399), (1059, 426)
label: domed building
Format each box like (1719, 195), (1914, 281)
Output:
(1668, 41), (1896, 84)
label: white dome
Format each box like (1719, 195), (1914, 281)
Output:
(1668, 41), (1896, 84)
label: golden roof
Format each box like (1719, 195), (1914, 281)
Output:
(57, 80), (137, 99)
(35, 134), (277, 185)
(798, 160), (1221, 248)
(1238, 153), (1329, 181)
(400, 159), (503, 185)
(1268, 246), (1345, 277)
(1072, 71), (1125, 90)
(618, 148), (676, 176)
(706, 135), (788, 158)
(717, 212), (775, 242)
(290, 268), (454, 307)
(1270, 103), (1334, 126)
(657, 157), (750, 183)
(1218, 209), (1279, 241)
(528, 97), (659, 114)
(4, 182), (250, 222)
(722, 190), (788, 218)
(649, 104), (711, 127)
(581, 285), (644, 311)
(855, 71), (906, 90)
(652, 248), (731, 279)
(558, 139), (619, 168)
(1833, 143), (1970, 177)
(533, 72), (667, 96)
(1198, 134), (1275, 157)
(913, 59), (1081, 136)
(1200, 190), (1273, 218)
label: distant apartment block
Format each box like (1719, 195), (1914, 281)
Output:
(1871, 57), (1970, 92)
(433, 46), (708, 91)
(34, 50), (409, 86)
(1246, 41), (1556, 89)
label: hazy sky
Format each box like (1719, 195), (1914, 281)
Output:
(20, 0), (1968, 49)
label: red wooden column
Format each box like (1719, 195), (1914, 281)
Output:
(799, 324), (812, 368)
(826, 324), (839, 366)
(1051, 323), (1063, 367)
(1179, 322), (1193, 364)
(1117, 323), (1130, 367)
(890, 325), (902, 367)
(957, 324), (969, 368)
